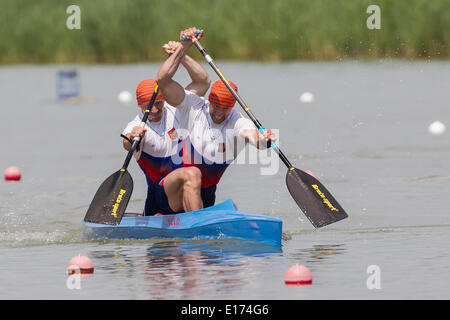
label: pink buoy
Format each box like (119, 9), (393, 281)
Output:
(284, 264), (312, 285)
(305, 170), (317, 179)
(67, 254), (94, 275)
(4, 166), (21, 181)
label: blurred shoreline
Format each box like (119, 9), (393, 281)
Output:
(0, 0), (448, 64)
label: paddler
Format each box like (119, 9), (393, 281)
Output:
(122, 39), (211, 215)
(155, 27), (276, 212)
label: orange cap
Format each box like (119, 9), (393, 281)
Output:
(208, 80), (237, 108)
(136, 79), (163, 105)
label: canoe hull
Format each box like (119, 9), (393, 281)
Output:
(83, 199), (282, 246)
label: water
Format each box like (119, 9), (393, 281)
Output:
(1, 61), (449, 299)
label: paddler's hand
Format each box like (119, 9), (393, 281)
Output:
(258, 129), (276, 149)
(130, 126), (146, 140)
(240, 128), (277, 149)
(180, 27), (204, 43)
(122, 126), (146, 151)
(162, 41), (181, 55)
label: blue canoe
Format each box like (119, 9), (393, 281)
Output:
(83, 199), (283, 246)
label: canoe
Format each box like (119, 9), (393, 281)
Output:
(83, 199), (282, 246)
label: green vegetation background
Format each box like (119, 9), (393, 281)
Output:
(0, 0), (448, 64)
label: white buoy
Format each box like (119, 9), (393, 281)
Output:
(118, 90), (133, 104)
(299, 92), (314, 103)
(428, 121), (446, 135)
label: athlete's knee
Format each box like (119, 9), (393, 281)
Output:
(183, 167), (202, 189)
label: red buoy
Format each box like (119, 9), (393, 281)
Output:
(67, 254), (94, 275)
(4, 166), (21, 181)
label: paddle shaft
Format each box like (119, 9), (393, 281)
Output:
(191, 39), (294, 170)
(121, 85), (160, 171)
(186, 35), (348, 229)
(122, 48), (178, 171)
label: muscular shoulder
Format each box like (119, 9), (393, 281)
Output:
(230, 112), (255, 137)
(175, 90), (208, 130)
(227, 110), (253, 129)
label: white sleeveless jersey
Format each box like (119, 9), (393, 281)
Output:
(175, 90), (256, 188)
(122, 104), (182, 187)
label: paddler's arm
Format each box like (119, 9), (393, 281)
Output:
(182, 54), (211, 97)
(240, 129), (276, 150)
(163, 41), (211, 97)
(157, 27), (204, 107)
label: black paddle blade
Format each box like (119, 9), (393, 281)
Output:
(286, 168), (348, 228)
(84, 170), (133, 225)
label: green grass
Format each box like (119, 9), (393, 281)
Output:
(0, 0), (448, 64)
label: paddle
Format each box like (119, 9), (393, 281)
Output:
(187, 36), (348, 228)
(84, 85), (160, 225)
